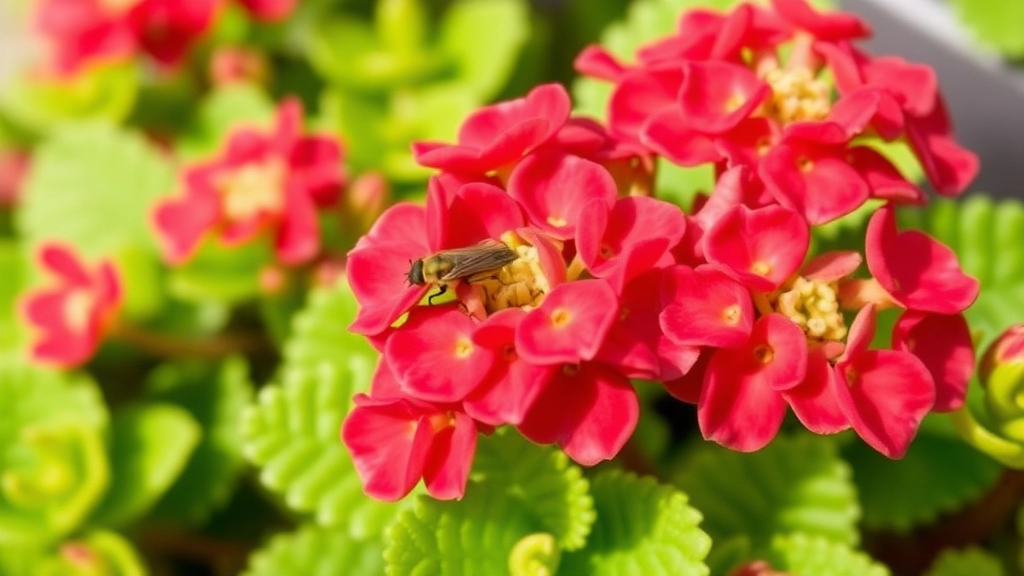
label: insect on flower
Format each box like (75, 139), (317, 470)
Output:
(407, 239), (518, 304)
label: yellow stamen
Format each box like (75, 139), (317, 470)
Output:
(215, 159), (287, 222)
(761, 67), (832, 124)
(550, 308), (572, 328)
(454, 338), (474, 358)
(772, 276), (848, 342)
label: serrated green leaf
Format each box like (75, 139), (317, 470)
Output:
(560, 470), (710, 576)
(472, 430), (594, 551)
(18, 122), (175, 258)
(282, 279), (377, 377)
(673, 434), (860, 550)
(244, 523), (384, 576)
(767, 533), (889, 576)
(385, 481), (537, 576)
(242, 363), (397, 537)
(177, 85), (276, 161)
(0, 362), (109, 543)
(843, 418), (1001, 532)
(87, 403), (200, 528)
(438, 0), (530, 101)
(949, 0), (1024, 59)
(925, 546), (1005, 576)
(897, 197), (1024, 352)
(0, 63), (138, 136)
(146, 358), (254, 525)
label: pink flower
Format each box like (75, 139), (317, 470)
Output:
(980, 325), (1024, 385)
(237, 0), (297, 22)
(865, 204), (979, 314)
(698, 313), (809, 451)
(343, 361), (478, 501)
(21, 244), (122, 367)
(0, 149), (30, 208)
(832, 306), (935, 458)
(34, 0), (218, 75)
(703, 204), (809, 292)
(412, 84), (572, 175)
(153, 99), (344, 266)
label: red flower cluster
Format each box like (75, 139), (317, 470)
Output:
(342, 0), (980, 502)
(153, 99), (345, 266)
(343, 84), (679, 501)
(21, 244), (122, 367)
(576, 0), (978, 222)
(33, 0), (297, 75)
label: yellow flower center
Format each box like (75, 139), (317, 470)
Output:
(64, 289), (96, 334)
(761, 67), (832, 124)
(214, 159), (287, 223)
(772, 276), (848, 342)
(468, 235), (552, 314)
(97, 0), (142, 14)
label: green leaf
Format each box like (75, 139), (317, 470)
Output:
(282, 279), (377, 377)
(86, 404), (200, 528)
(0, 362), (109, 543)
(559, 470), (711, 576)
(0, 241), (28, 352)
(307, 16), (448, 91)
(168, 240), (271, 304)
(925, 546), (1005, 576)
(18, 121), (175, 258)
(438, 0), (530, 101)
(673, 434), (860, 550)
(842, 417), (1001, 532)
(949, 0), (1024, 59)
(766, 533), (889, 576)
(384, 481), (538, 576)
(0, 63), (138, 137)
(146, 358), (255, 525)
(244, 523), (385, 576)
(242, 363), (399, 537)
(897, 196), (1024, 351)
(472, 430), (595, 551)
(177, 84), (276, 161)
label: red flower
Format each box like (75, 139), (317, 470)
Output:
(237, 0), (297, 22)
(34, 0), (217, 75)
(21, 244), (122, 367)
(153, 99), (344, 266)
(343, 361), (478, 501)
(865, 204), (979, 314)
(412, 84), (572, 175)
(832, 306), (935, 458)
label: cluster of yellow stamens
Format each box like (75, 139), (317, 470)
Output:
(771, 276), (847, 342)
(469, 234), (552, 314)
(761, 66), (832, 124)
(214, 159), (286, 222)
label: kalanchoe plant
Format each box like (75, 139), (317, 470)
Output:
(3, 0), (1024, 575)
(340, 0), (981, 506)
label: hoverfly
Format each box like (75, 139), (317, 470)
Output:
(407, 239), (518, 304)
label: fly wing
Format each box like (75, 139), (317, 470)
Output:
(439, 240), (518, 281)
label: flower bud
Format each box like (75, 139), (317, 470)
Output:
(343, 171), (389, 233)
(980, 324), (1024, 386)
(0, 148), (30, 208)
(208, 46), (269, 87)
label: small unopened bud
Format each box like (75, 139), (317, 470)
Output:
(313, 258), (345, 288)
(980, 324), (1024, 386)
(61, 542), (97, 569)
(209, 46), (269, 87)
(258, 265), (289, 296)
(728, 561), (793, 576)
(0, 148), (30, 208)
(344, 171), (389, 233)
